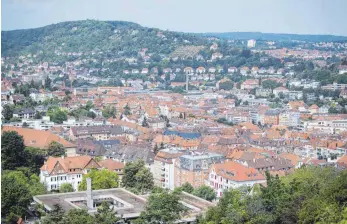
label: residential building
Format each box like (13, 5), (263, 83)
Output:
(175, 151), (225, 188)
(241, 79), (259, 90)
(104, 143), (155, 166)
(211, 52), (223, 60)
(264, 109), (280, 125)
(208, 161), (265, 197)
(321, 82), (347, 91)
(98, 159), (124, 179)
(153, 149), (183, 190)
(13, 108), (35, 119)
(1, 126), (76, 150)
(338, 65), (347, 75)
(40, 156), (101, 191)
(279, 111), (300, 127)
(273, 87), (289, 97)
(69, 125), (124, 141)
(256, 88), (272, 98)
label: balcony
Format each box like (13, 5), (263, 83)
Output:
(161, 178), (165, 182)
(161, 167), (165, 171)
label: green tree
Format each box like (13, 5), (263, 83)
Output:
(65, 209), (94, 224)
(53, 109), (68, 123)
(59, 183), (74, 193)
(135, 167), (154, 193)
(47, 107), (68, 124)
(25, 147), (46, 174)
(2, 170), (46, 196)
(139, 191), (187, 223)
(262, 80), (281, 90)
(142, 117), (149, 127)
(45, 77), (52, 89)
(87, 111), (96, 119)
(2, 104), (14, 121)
(41, 204), (65, 224)
(178, 182), (194, 193)
(95, 201), (119, 224)
(1, 174), (32, 219)
(219, 81), (234, 90)
(78, 169), (119, 191)
(1, 131), (26, 170)
(123, 104), (131, 115)
(85, 101), (94, 111)
(122, 160), (154, 193)
(102, 105), (116, 119)
(47, 141), (65, 157)
(192, 185), (216, 201)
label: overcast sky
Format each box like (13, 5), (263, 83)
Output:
(2, 0), (347, 36)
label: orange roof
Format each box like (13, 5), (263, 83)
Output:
(155, 151), (184, 163)
(40, 156), (99, 174)
(2, 127), (75, 149)
(99, 159), (124, 171)
(337, 155), (347, 168)
(212, 161), (265, 182)
(280, 153), (301, 166)
(239, 122), (262, 132)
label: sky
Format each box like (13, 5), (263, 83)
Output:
(2, 0), (347, 36)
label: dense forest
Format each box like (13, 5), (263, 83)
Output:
(1, 20), (207, 58)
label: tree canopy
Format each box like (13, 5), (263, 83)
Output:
(199, 167), (347, 224)
(1, 174), (32, 219)
(262, 80), (282, 89)
(78, 169), (119, 191)
(47, 141), (66, 157)
(59, 183), (74, 193)
(47, 107), (68, 124)
(192, 185), (216, 202)
(1, 131), (27, 170)
(94, 201), (119, 224)
(102, 105), (117, 119)
(139, 191), (187, 223)
(122, 160), (154, 194)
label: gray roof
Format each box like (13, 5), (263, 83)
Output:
(76, 139), (107, 157)
(71, 125), (123, 136)
(265, 109), (281, 116)
(105, 144), (155, 164)
(247, 157), (294, 171)
(34, 188), (146, 217)
(13, 108), (35, 115)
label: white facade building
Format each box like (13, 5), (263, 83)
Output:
(207, 161), (265, 197)
(40, 156), (101, 191)
(152, 149), (183, 190)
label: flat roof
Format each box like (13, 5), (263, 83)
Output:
(34, 188), (146, 218)
(33, 188), (215, 221)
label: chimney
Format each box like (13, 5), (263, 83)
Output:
(86, 178), (93, 210)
